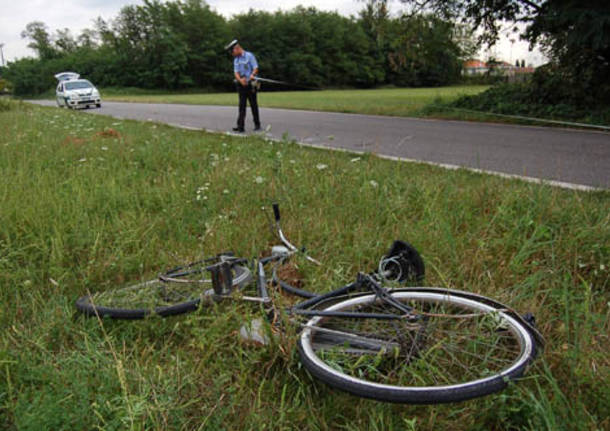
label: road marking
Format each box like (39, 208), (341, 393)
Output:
(298, 140), (603, 192)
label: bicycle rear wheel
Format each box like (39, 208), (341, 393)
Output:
(75, 263), (252, 319)
(297, 289), (536, 403)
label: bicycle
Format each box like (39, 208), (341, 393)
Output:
(75, 204), (543, 404)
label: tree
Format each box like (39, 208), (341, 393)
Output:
(398, 0), (610, 103)
(55, 28), (77, 53)
(77, 29), (99, 49)
(359, 0), (391, 85)
(21, 21), (57, 60)
(8, 1), (469, 94)
(398, 0), (544, 46)
(386, 14), (464, 86)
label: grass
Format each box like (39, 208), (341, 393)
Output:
(99, 85), (489, 118)
(0, 99), (608, 430)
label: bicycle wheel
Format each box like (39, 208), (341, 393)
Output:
(297, 289), (536, 403)
(75, 263), (252, 319)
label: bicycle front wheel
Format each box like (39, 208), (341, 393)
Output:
(297, 289), (536, 403)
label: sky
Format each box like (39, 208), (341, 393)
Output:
(0, 0), (547, 66)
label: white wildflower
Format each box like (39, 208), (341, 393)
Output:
(369, 180), (379, 188)
(316, 164), (328, 170)
(255, 176), (264, 184)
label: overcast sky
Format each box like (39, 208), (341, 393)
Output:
(0, 0), (547, 66)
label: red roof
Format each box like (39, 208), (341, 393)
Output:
(464, 60), (487, 68)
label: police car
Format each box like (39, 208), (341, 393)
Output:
(55, 72), (102, 109)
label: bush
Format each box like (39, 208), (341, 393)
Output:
(0, 98), (11, 112)
(460, 74), (507, 86)
(0, 78), (12, 94)
(448, 67), (610, 125)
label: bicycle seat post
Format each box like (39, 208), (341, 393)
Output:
(207, 261), (234, 296)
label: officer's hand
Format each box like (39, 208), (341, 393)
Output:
(240, 78), (247, 86)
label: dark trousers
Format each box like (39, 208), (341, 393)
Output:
(236, 83), (260, 129)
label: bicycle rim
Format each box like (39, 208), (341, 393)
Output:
(75, 264), (252, 319)
(297, 290), (536, 403)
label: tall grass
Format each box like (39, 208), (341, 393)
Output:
(0, 100), (608, 430)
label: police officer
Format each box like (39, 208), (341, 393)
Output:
(225, 40), (261, 133)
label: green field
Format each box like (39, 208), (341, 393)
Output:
(102, 85), (488, 117)
(0, 99), (608, 430)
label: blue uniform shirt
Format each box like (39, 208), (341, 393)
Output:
(234, 51), (258, 80)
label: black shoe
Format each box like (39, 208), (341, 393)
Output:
(253, 124), (262, 131)
(232, 127), (245, 133)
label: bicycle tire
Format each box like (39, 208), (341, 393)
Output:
(75, 264), (252, 319)
(297, 289), (536, 403)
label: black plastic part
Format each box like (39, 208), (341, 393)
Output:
(522, 312), (536, 327)
(272, 203), (281, 222)
(382, 240), (425, 282)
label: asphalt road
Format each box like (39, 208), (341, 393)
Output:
(31, 100), (610, 189)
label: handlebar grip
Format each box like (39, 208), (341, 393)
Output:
(272, 203), (280, 222)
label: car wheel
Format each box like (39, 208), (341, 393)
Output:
(96, 103), (101, 108)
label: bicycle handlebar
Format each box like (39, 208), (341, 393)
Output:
(270, 203), (321, 266)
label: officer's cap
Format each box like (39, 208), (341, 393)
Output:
(225, 39), (238, 52)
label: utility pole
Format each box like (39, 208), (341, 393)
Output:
(0, 43), (5, 68)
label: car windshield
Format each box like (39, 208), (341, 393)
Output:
(64, 81), (93, 90)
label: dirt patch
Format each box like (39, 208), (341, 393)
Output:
(276, 262), (303, 289)
(62, 136), (87, 146)
(96, 128), (122, 139)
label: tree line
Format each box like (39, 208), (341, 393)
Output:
(3, 0), (475, 95)
(397, 0), (610, 108)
